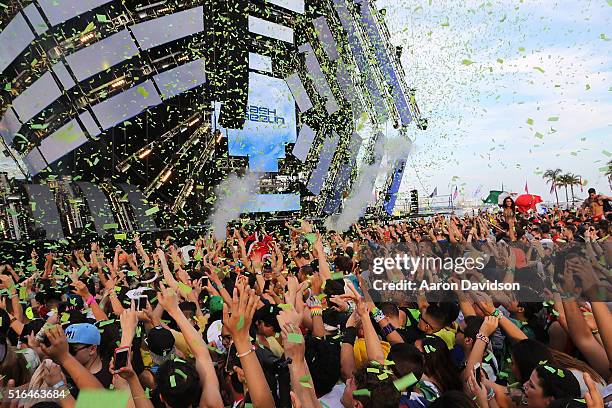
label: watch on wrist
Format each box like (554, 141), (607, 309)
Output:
(491, 309), (500, 318)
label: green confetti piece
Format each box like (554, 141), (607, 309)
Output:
(367, 368), (380, 373)
(547, 116), (559, 121)
(114, 233), (127, 240)
(96, 14), (108, 22)
(383, 360), (395, 366)
(526, 118), (534, 125)
(393, 373), (418, 391)
(278, 303), (292, 310)
(461, 59), (474, 65)
(331, 272), (344, 280)
(353, 389), (371, 397)
(61, 312), (70, 323)
(377, 373), (389, 380)
(177, 281), (192, 295)
(145, 206), (159, 216)
(304, 232), (317, 244)
(19, 286), (27, 300)
(137, 86), (149, 98)
(287, 333), (304, 343)
(236, 315), (245, 330)
(602, 150), (611, 157)
(169, 375), (177, 388)
(174, 369), (188, 379)
(81, 22), (95, 35)
(25, 307), (34, 320)
(98, 319), (115, 327)
(544, 365), (556, 373)
(103, 223), (118, 230)
(533, 66), (545, 73)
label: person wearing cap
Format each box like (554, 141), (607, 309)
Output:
(64, 322), (112, 388)
(144, 326), (177, 374)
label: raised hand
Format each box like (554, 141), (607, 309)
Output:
(222, 285), (259, 345)
(157, 283), (180, 315)
(280, 323), (305, 362)
(40, 325), (70, 364)
(72, 279), (91, 300)
(479, 316), (500, 337)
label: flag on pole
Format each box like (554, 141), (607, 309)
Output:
(524, 181), (529, 194)
(453, 186), (459, 200)
(429, 187), (437, 198)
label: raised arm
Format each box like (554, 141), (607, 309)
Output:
(223, 284), (275, 408)
(157, 284), (223, 408)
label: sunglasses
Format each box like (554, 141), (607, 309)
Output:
(69, 344), (89, 355)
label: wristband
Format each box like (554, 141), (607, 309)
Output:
(487, 387), (495, 400)
(381, 323), (396, 337)
(85, 295), (96, 306)
(370, 307), (385, 323)
(310, 306), (323, 316)
(342, 327), (357, 345)
(490, 309), (500, 318)
(52, 380), (66, 390)
(476, 333), (490, 345)
(236, 345), (256, 358)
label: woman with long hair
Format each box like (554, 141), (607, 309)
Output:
(416, 335), (463, 396)
(501, 196), (517, 226)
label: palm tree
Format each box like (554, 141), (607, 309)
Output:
(557, 174), (572, 208)
(566, 173), (581, 206)
(606, 159), (612, 189)
(543, 168), (562, 206)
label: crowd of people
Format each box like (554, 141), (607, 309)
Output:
(0, 189), (610, 408)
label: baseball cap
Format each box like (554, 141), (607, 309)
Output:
(146, 326), (175, 356)
(541, 239), (554, 250)
(65, 323), (101, 345)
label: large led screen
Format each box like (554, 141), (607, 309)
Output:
(215, 72), (297, 173)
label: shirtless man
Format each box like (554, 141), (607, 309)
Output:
(581, 188), (611, 221)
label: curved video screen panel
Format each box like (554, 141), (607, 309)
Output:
(215, 72), (297, 173)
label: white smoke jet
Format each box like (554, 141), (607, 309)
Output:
(208, 172), (260, 240)
(325, 133), (413, 232)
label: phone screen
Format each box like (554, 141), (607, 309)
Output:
(114, 348), (129, 369)
(474, 363), (482, 385)
(136, 296), (148, 311)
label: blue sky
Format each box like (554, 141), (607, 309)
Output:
(378, 0), (612, 203)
